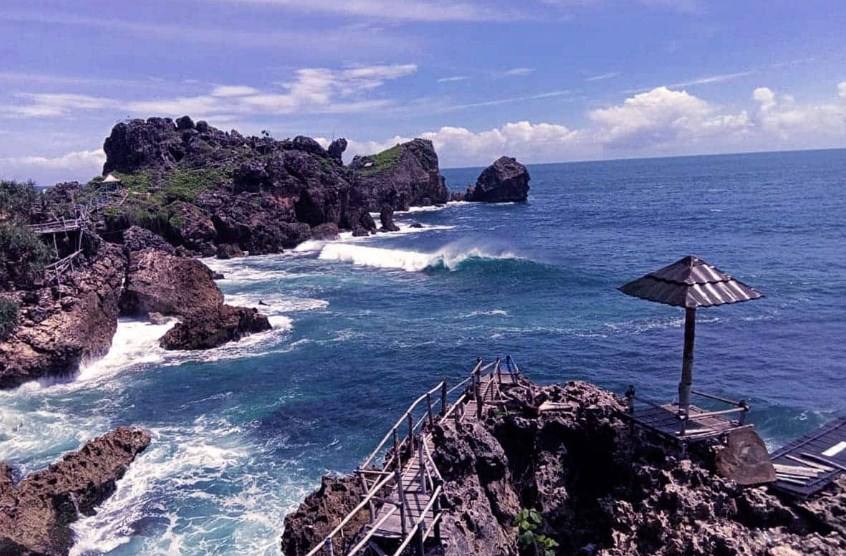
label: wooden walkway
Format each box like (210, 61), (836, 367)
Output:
(770, 417), (846, 497)
(305, 356), (523, 556)
(29, 218), (83, 235)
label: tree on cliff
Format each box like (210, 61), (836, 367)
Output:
(0, 181), (51, 289)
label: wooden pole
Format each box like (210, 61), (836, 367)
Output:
(407, 413), (414, 451)
(395, 467), (408, 537)
(440, 381), (447, 417)
(416, 521), (426, 556)
(393, 429), (402, 472)
(426, 393), (434, 429)
(678, 307), (696, 416)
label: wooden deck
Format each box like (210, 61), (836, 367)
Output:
(770, 417), (846, 497)
(623, 401), (746, 442)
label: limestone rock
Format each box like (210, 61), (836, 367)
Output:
(159, 304), (271, 350)
(465, 156), (530, 203)
(120, 248), (223, 318)
(0, 427), (151, 555)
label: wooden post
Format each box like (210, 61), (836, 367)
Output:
(678, 307), (696, 416)
(426, 393), (434, 429)
(475, 377), (482, 420)
(418, 440), (427, 494)
(417, 521), (426, 556)
(496, 357), (502, 385)
(407, 413), (414, 452)
(395, 467), (408, 537)
(440, 381), (448, 417)
(324, 537), (334, 556)
(357, 468), (375, 523)
(434, 489), (443, 543)
(393, 429), (402, 472)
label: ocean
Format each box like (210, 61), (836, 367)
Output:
(1, 148), (845, 554)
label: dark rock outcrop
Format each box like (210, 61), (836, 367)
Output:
(283, 380), (846, 556)
(328, 138), (347, 165)
(0, 242), (127, 389)
(465, 156), (530, 203)
(120, 249), (223, 318)
(0, 427), (151, 555)
(281, 476), (369, 556)
(159, 304), (271, 350)
(100, 118), (447, 256)
(122, 226), (176, 255)
(350, 139), (449, 212)
(379, 206), (399, 232)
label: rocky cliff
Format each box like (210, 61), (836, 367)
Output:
(101, 117), (448, 253)
(0, 427), (151, 556)
(281, 380), (846, 556)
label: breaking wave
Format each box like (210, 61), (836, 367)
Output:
(317, 243), (522, 272)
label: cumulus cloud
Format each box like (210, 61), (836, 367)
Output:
(0, 149), (105, 184)
(587, 86), (748, 149)
(343, 82), (846, 166)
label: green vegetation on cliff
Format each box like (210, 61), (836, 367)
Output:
(359, 144), (402, 176)
(0, 297), (18, 340)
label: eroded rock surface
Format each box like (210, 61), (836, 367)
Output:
(159, 304), (271, 350)
(465, 156), (530, 203)
(282, 380), (846, 556)
(0, 427), (151, 555)
(0, 240), (126, 389)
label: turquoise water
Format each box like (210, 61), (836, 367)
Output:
(1, 149), (845, 554)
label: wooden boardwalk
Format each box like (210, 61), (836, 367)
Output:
(771, 417), (846, 497)
(306, 357), (523, 556)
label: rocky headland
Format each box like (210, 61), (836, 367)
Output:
(281, 379), (846, 556)
(0, 116), (531, 390)
(0, 427), (151, 555)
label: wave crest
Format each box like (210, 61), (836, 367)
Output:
(317, 243), (521, 272)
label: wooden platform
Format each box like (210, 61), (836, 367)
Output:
(462, 372), (517, 419)
(623, 402), (744, 442)
(770, 417), (846, 497)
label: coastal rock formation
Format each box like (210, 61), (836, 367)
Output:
(100, 118), (448, 255)
(159, 304), (271, 350)
(282, 380), (846, 556)
(0, 427), (151, 555)
(350, 139), (449, 211)
(465, 156), (530, 203)
(379, 206), (400, 232)
(120, 248), (223, 318)
(0, 241), (126, 389)
(281, 476), (370, 556)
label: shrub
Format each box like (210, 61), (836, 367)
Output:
(0, 180), (40, 221)
(0, 220), (52, 287)
(0, 297), (19, 340)
(514, 508), (559, 556)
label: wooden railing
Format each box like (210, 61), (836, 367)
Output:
(305, 357), (522, 556)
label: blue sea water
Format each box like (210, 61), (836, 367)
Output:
(1, 148), (845, 554)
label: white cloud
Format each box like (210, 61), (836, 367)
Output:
(208, 0), (523, 22)
(498, 67), (535, 78)
(345, 82), (846, 166)
(585, 72), (620, 82)
(211, 85), (261, 97)
(2, 64), (418, 120)
(0, 149), (105, 184)
(437, 76), (471, 83)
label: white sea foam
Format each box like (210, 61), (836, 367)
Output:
(401, 200), (466, 213)
(318, 243), (519, 272)
(77, 319), (176, 384)
(70, 416), (294, 556)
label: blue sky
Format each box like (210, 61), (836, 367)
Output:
(1, 0), (845, 183)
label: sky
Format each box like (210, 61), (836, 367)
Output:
(1, 0), (845, 184)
